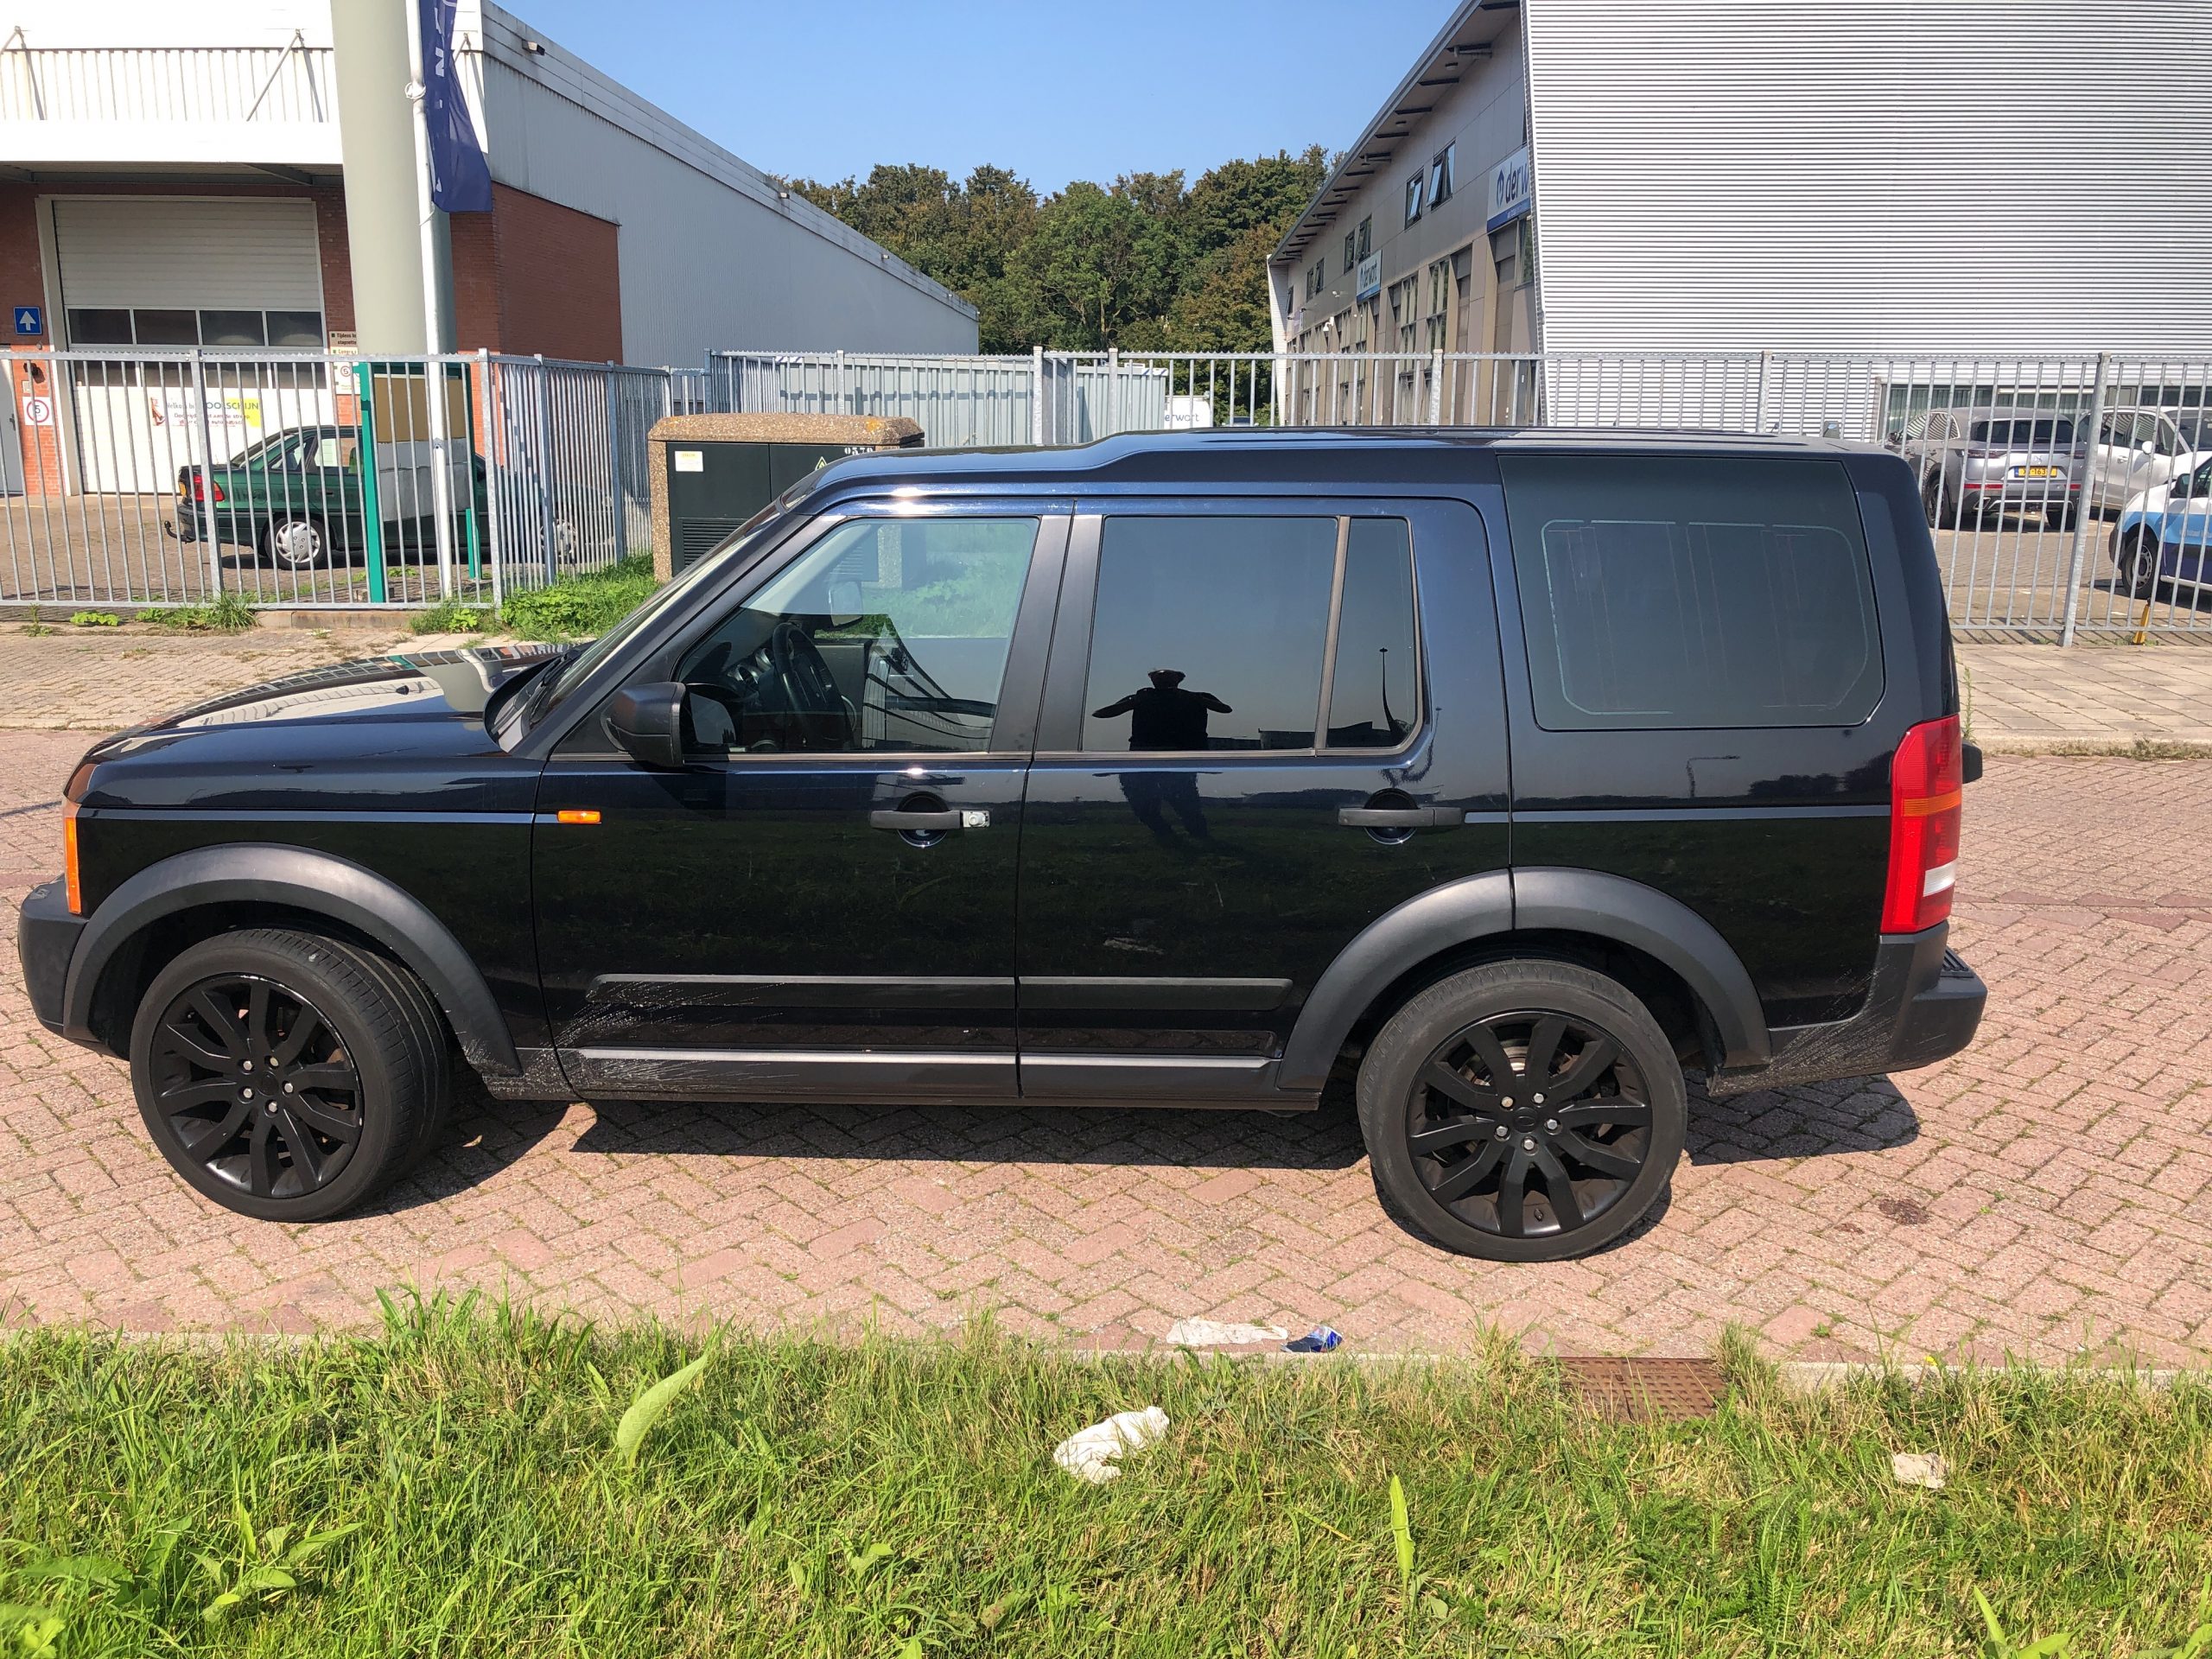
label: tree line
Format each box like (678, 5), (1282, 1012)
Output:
(785, 148), (1332, 355)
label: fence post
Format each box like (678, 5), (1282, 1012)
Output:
(836, 348), (849, 414)
(1755, 349), (1772, 433)
(1107, 346), (1119, 436)
(1427, 349), (1445, 423)
(188, 349), (224, 594)
(606, 361), (626, 564)
(425, 357), (458, 602)
(2058, 350), (2111, 648)
(534, 353), (556, 585)
(1031, 345), (1046, 445)
(480, 348), (504, 612)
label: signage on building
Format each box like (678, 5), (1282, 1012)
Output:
(1487, 146), (1532, 232)
(1355, 252), (1382, 301)
(22, 395), (52, 427)
(327, 329), (358, 354)
(12, 306), (40, 338)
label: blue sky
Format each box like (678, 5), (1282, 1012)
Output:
(506, 0), (1449, 194)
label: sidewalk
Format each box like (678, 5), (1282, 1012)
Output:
(1958, 642), (2212, 753)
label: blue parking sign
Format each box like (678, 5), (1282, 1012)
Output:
(12, 306), (39, 337)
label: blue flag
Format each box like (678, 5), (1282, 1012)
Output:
(419, 0), (492, 213)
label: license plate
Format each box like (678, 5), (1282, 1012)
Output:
(2016, 465), (2058, 478)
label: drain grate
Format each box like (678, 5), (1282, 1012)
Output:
(1560, 1357), (1726, 1422)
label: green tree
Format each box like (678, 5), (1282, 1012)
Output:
(1011, 181), (1181, 350)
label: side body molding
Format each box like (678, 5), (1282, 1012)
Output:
(1276, 866), (1773, 1094)
(61, 845), (521, 1076)
(1278, 871), (1514, 1092)
(1511, 867), (1770, 1070)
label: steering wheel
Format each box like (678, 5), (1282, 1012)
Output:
(766, 620), (855, 748)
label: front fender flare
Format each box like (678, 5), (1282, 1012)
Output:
(61, 844), (520, 1076)
(1277, 866), (1771, 1092)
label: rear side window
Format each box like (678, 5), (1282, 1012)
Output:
(1081, 515), (1420, 753)
(1499, 454), (1881, 731)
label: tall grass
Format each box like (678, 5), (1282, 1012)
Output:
(0, 1299), (2206, 1656)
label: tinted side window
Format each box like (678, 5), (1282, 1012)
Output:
(1499, 454), (1881, 731)
(1326, 518), (1419, 749)
(678, 516), (1038, 755)
(1084, 517), (1338, 752)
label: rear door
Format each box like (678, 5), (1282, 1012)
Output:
(1014, 496), (1510, 1103)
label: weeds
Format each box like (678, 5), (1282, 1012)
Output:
(20, 623), (51, 638)
(0, 1302), (2209, 1656)
(136, 592), (256, 633)
(67, 611), (118, 629)
(499, 555), (657, 640)
(408, 598), (494, 636)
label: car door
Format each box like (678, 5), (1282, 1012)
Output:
(533, 500), (1070, 1102)
(1014, 496), (1510, 1105)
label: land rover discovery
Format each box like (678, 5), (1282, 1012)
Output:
(16, 429), (1986, 1261)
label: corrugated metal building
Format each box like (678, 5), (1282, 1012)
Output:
(0, 0), (979, 368)
(1272, 0), (2212, 361)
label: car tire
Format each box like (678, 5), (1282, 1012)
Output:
(129, 927), (448, 1221)
(1923, 472), (1958, 529)
(1357, 959), (1687, 1262)
(2045, 504), (2077, 531)
(263, 516), (330, 571)
(2120, 529), (2163, 600)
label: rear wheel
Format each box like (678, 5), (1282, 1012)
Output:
(2045, 502), (2077, 531)
(262, 516), (329, 571)
(129, 928), (448, 1220)
(1923, 471), (1959, 529)
(1357, 960), (1687, 1262)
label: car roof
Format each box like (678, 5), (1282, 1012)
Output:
(798, 425), (1865, 500)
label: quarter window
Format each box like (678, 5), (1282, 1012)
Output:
(1405, 172), (1425, 226)
(1429, 143), (1456, 207)
(1500, 455), (1882, 730)
(678, 517), (1039, 755)
(1081, 515), (1419, 753)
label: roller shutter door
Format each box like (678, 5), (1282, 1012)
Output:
(51, 196), (323, 340)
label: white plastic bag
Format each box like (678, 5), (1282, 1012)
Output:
(1163, 1318), (1288, 1348)
(1891, 1452), (1949, 1490)
(1052, 1406), (1171, 1485)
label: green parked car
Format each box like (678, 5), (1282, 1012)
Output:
(170, 425), (488, 572)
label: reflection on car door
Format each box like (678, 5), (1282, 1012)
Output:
(1014, 498), (1510, 1105)
(532, 505), (1070, 1103)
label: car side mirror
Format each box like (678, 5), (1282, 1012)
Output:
(607, 681), (688, 769)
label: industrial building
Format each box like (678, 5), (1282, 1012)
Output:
(0, 0), (978, 372)
(1270, 0), (2212, 370)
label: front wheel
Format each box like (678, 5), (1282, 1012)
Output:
(1357, 960), (1687, 1262)
(2120, 530), (2164, 599)
(129, 928), (448, 1220)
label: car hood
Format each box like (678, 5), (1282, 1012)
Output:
(75, 643), (571, 811)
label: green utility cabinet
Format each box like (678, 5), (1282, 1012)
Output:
(646, 415), (925, 578)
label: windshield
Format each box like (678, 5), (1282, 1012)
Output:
(527, 507), (806, 726)
(1969, 418), (2073, 446)
(2175, 415), (2212, 451)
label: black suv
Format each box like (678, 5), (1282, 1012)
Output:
(16, 430), (1986, 1261)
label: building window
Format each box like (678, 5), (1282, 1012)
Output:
(1404, 172), (1425, 226)
(1425, 257), (1453, 352)
(63, 306), (328, 351)
(1356, 216), (1372, 260)
(1344, 231), (1357, 271)
(1429, 143), (1456, 207)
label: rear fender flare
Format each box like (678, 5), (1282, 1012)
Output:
(61, 844), (519, 1076)
(1278, 867), (1771, 1092)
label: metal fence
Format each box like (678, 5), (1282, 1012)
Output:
(7, 344), (2210, 639)
(0, 348), (672, 610)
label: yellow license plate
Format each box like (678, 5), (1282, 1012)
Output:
(2018, 465), (2058, 478)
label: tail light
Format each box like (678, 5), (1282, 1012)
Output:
(189, 474), (225, 504)
(62, 799), (81, 915)
(1882, 715), (1963, 933)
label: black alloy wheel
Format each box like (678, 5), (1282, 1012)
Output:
(1357, 959), (1688, 1261)
(130, 928), (446, 1221)
(146, 973), (364, 1201)
(1408, 1010), (1651, 1241)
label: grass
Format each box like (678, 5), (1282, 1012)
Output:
(1, 1302), (2209, 1657)
(134, 593), (257, 634)
(498, 556), (658, 641)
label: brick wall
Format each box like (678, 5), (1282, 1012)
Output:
(481, 182), (622, 363)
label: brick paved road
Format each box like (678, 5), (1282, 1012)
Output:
(3, 720), (2208, 1363)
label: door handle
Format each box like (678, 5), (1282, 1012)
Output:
(871, 809), (963, 831)
(1338, 805), (1462, 829)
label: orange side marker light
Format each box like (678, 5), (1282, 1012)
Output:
(556, 809), (601, 825)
